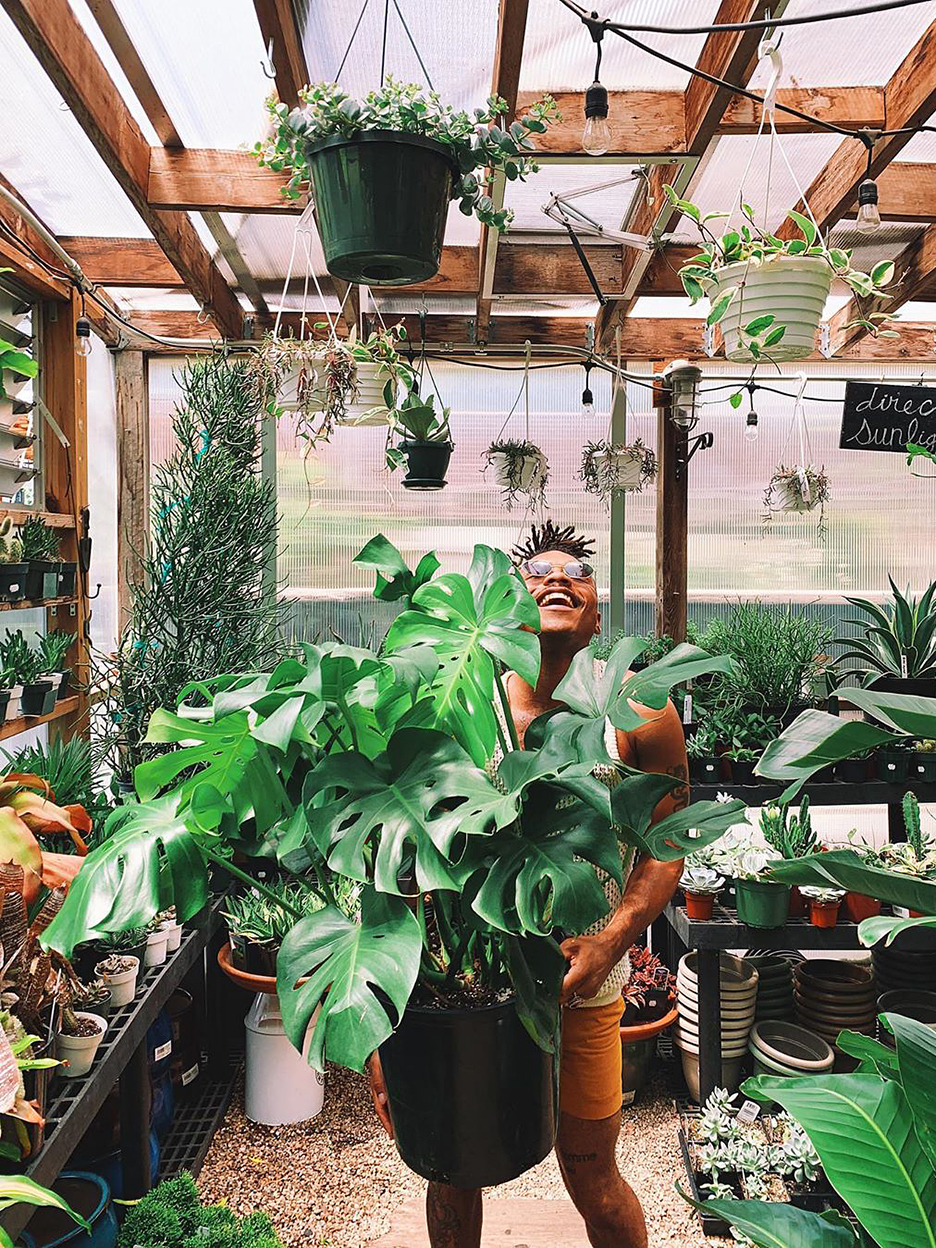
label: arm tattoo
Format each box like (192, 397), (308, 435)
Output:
(666, 763), (689, 811)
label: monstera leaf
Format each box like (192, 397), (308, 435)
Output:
(299, 728), (519, 894)
(744, 1072), (936, 1248)
(609, 771), (747, 862)
(383, 552), (540, 764)
(277, 887), (421, 1073)
(41, 798), (209, 956)
(354, 533), (439, 603)
(500, 932), (566, 1052)
(767, 851), (936, 925)
(610, 643), (737, 733)
(679, 1188), (857, 1248)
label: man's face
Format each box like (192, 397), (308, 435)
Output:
(519, 548), (600, 651)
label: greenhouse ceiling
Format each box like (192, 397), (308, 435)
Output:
(2, 0), (936, 360)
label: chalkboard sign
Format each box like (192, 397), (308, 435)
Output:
(840, 380), (936, 453)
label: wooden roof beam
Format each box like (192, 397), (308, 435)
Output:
(1, 0), (244, 339)
(828, 223), (936, 354)
(252, 0), (306, 110)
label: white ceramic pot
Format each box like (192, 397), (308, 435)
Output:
(488, 449), (548, 497)
(94, 955), (140, 1008)
(55, 1012), (107, 1078)
(710, 254), (832, 362)
(5, 685), (22, 722)
(144, 927), (169, 967)
(163, 921), (183, 953)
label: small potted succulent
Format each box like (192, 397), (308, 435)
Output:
(1, 629), (56, 717)
(763, 464), (830, 534)
(387, 385), (453, 491)
(37, 630), (72, 701)
(144, 916), (170, 968)
(580, 438), (656, 504)
(55, 991), (107, 1079)
(483, 439), (548, 510)
(910, 738), (936, 784)
(680, 865), (725, 920)
(0, 516), (27, 602)
(667, 186), (896, 362)
(19, 515), (61, 600)
(800, 885), (845, 928)
(256, 78), (559, 285)
(158, 906), (183, 953)
(759, 796), (819, 917)
(93, 953), (140, 1008)
(734, 848), (791, 929)
(686, 722), (722, 783)
(620, 945), (678, 1106)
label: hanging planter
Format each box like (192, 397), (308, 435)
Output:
(484, 440), (548, 509)
(764, 464), (830, 531)
(580, 439), (656, 503)
(386, 346), (453, 490)
(257, 80), (558, 286)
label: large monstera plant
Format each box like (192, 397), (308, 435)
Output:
(40, 538), (743, 1074)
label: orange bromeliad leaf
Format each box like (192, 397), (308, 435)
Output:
(0, 808), (42, 898)
(8, 794), (89, 855)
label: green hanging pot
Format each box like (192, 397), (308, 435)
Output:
(305, 130), (457, 286)
(735, 878), (791, 929)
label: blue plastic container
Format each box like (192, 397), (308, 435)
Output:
(78, 1129), (160, 1201)
(17, 1171), (117, 1247)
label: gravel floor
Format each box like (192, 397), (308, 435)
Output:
(198, 1064), (728, 1248)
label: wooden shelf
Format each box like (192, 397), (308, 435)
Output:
(0, 509), (75, 530)
(0, 596), (75, 612)
(0, 695), (78, 741)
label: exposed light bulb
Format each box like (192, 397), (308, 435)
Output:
(74, 316), (92, 358)
(581, 387), (595, 418)
(745, 408), (759, 441)
(855, 178), (881, 234)
(582, 81), (611, 157)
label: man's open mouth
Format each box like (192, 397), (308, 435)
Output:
(536, 588), (578, 609)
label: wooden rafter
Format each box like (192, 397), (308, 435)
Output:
(596, 0), (782, 349)
(252, 0), (306, 109)
(1, 0), (244, 339)
(829, 224), (936, 355)
(477, 0), (530, 344)
(776, 16), (936, 240)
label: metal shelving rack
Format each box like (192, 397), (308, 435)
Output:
(0, 900), (231, 1242)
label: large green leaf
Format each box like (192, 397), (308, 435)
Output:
(0, 1176), (91, 1239)
(767, 850), (936, 919)
(679, 1187), (856, 1247)
(353, 533), (439, 603)
(383, 561), (540, 764)
(859, 913), (936, 946)
(848, 687), (936, 738)
(609, 770), (747, 862)
(836, 1029), (902, 1080)
(41, 798), (209, 956)
(743, 1072), (936, 1248)
(298, 728), (518, 894)
(499, 933), (565, 1052)
(756, 710), (896, 798)
(887, 1012), (936, 1171)
(610, 644), (737, 732)
(276, 888), (421, 1073)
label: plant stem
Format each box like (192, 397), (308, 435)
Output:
(493, 664), (519, 753)
(205, 853), (304, 920)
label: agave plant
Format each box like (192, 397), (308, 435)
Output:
(37, 537), (744, 1075)
(833, 577), (936, 687)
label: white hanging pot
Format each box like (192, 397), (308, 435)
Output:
(711, 255), (831, 362)
(593, 447), (654, 493)
(336, 359), (393, 427)
(488, 448), (548, 495)
(277, 359), (326, 414)
(776, 474), (821, 513)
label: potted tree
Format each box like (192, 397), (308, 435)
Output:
(387, 386), (454, 490)
(580, 439), (656, 503)
(483, 439), (548, 511)
(668, 187), (896, 362)
(37, 538), (743, 1190)
(256, 79), (559, 285)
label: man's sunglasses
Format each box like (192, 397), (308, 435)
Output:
(519, 559), (594, 580)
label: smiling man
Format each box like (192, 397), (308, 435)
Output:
(371, 520), (689, 1248)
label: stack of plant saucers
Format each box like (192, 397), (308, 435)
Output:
(745, 955), (795, 1023)
(673, 952), (758, 1100)
(748, 1020), (834, 1078)
(794, 960), (877, 1051)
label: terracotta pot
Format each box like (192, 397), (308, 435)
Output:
(809, 899), (841, 928)
(844, 893), (881, 923)
(788, 886), (807, 918)
(218, 941), (277, 994)
(685, 891), (715, 920)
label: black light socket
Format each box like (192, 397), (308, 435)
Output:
(857, 178), (879, 207)
(584, 81), (609, 120)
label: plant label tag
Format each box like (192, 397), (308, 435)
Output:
(182, 1062), (200, 1086)
(154, 1041), (172, 1062)
(736, 1099), (760, 1124)
(901, 654), (909, 679)
(683, 693), (693, 725)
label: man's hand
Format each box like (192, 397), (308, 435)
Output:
(559, 933), (620, 1005)
(368, 1052), (394, 1138)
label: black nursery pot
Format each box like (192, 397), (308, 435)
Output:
(401, 441), (453, 491)
(20, 679), (56, 717)
(25, 560), (58, 601)
(836, 757), (869, 784)
(0, 562), (28, 602)
(379, 999), (558, 1189)
(689, 756), (721, 783)
(57, 561), (77, 597)
(728, 758), (757, 785)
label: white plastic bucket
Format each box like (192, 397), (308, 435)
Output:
(711, 255), (831, 362)
(244, 992), (325, 1125)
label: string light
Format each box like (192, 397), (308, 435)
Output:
(582, 16), (613, 156)
(581, 360), (595, 416)
(74, 316), (92, 358)
(744, 384), (759, 441)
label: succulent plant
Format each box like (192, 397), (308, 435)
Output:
(0, 517), (23, 566)
(680, 864), (725, 895)
(799, 885), (845, 903)
(19, 516), (59, 564)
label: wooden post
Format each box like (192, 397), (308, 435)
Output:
(41, 289), (89, 739)
(114, 350), (149, 634)
(655, 403), (689, 644)
(609, 371), (627, 639)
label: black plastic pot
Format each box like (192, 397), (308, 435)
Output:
(876, 748), (910, 782)
(0, 562), (28, 602)
(836, 757), (869, 784)
(728, 758), (757, 785)
(689, 756), (721, 783)
(20, 680), (56, 717)
(306, 130), (456, 286)
(872, 676), (936, 697)
(401, 440), (453, 491)
(56, 669), (72, 702)
(58, 560), (77, 597)
(25, 560), (59, 601)
(912, 752), (936, 783)
(379, 999), (558, 1188)
(0, 691), (10, 722)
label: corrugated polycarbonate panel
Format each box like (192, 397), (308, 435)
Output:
(296, 0), (499, 113)
(108, 0), (272, 149)
(521, 0), (719, 91)
(0, 7), (148, 236)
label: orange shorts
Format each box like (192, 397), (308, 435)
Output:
(559, 997), (624, 1120)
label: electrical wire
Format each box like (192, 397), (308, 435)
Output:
(558, 0), (931, 37)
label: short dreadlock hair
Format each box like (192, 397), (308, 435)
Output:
(512, 520), (596, 565)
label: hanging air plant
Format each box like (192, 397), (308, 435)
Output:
(763, 464), (830, 537)
(483, 439), (548, 510)
(580, 439), (656, 504)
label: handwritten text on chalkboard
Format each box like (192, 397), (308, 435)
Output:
(840, 381), (936, 453)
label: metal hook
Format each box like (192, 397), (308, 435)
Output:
(260, 38), (277, 80)
(196, 305), (210, 325)
(86, 582), (102, 600)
